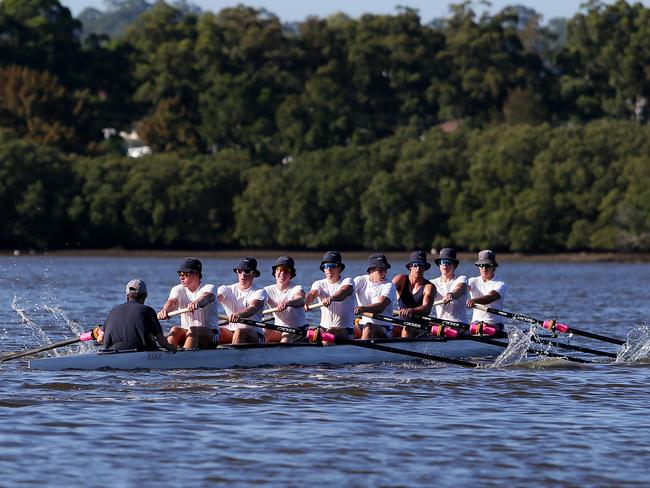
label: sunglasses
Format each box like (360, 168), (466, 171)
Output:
(322, 263), (339, 269)
(410, 263), (425, 268)
(236, 269), (255, 275)
(178, 271), (195, 277)
(477, 264), (495, 269)
(439, 259), (455, 265)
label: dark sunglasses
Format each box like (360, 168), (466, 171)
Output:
(322, 263), (339, 269)
(477, 264), (495, 269)
(236, 269), (255, 275)
(178, 271), (195, 277)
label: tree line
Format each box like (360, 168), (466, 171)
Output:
(3, 120), (650, 252)
(1, 0), (649, 252)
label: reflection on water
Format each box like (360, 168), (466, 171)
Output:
(1, 255), (650, 486)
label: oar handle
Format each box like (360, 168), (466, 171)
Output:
(168, 307), (191, 318)
(263, 301), (324, 316)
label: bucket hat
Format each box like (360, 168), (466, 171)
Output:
(475, 249), (498, 267)
(320, 251), (345, 271)
(434, 248), (459, 266)
(272, 255), (296, 278)
(233, 256), (261, 277)
(406, 250), (431, 270)
(367, 253), (391, 272)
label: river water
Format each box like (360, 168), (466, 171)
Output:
(1, 255), (649, 487)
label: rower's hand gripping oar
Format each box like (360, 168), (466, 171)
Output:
(472, 304), (625, 345)
(0, 329), (100, 363)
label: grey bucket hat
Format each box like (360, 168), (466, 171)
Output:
(475, 250), (499, 267)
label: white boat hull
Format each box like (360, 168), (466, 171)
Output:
(28, 337), (505, 371)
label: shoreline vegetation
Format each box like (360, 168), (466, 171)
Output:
(3, 2), (650, 254)
(5, 249), (650, 263)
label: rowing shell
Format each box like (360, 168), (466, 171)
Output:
(27, 337), (505, 371)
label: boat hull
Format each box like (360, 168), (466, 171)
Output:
(28, 337), (505, 371)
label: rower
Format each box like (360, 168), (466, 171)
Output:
(354, 254), (396, 339)
(466, 250), (507, 333)
(263, 256), (307, 343)
(305, 251), (355, 341)
(103, 279), (176, 353)
(392, 250), (436, 337)
(432, 248), (468, 323)
(217, 257), (268, 344)
(158, 257), (220, 349)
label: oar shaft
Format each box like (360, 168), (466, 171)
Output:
(532, 337), (617, 358)
(218, 315), (304, 336)
(472, 304), (625, 345)
(1, 335), (88, 363)
(470, 336), (593, 364)
(330, 337), (478, 367)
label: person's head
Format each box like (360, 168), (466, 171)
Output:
(367, 253), (391, 281)
(272, 255), (296, 284)
(125, 279), (147, 303)
(435, 248), (459, 274)
(406, 250), (431, 278)
(177, 257), (202, 288)
(320, 251), (344, 281)
(475, 249), (498, 280)
(234, 256), (260, 286)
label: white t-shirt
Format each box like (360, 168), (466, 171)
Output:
(168, 283), (218, 329)
(264, 283), (307, 327)
(217, 283), (268, 332)
(468, 276), (507, 324)
(310, 277), (355, 329)
(353, 275), (396, 326)
(432, 275), (469, 323)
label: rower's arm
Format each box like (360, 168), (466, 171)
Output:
(190, 291), (215, 311)
(329, 284), (353, 302)
(466, 290), (501, 308)
(411, 283), (435, 316)
(235, 298), (264, 319)
(355, 295), (391, 315)
(158, 298), (179, 320)
(448, 281), (467, 300)
(286, 289), (306, 309)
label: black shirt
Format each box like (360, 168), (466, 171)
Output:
(103, 301), (163, 352)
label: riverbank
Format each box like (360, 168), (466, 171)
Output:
(5, 248), (650, 263)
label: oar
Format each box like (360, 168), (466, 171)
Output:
(1, 330), (98, 363)
(472, 304), (625, 345)
(218, 315), (307, 336)
(263, 302), (325, 316)
(379, 312), (605, 362)
(222, 315), (478, 367)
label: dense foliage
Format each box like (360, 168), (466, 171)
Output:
(1, 0), (649, 252)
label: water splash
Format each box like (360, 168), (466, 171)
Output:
(43, 304), (95, 354)
(11, 295), (52, 346)
(615, 326), (650, 363)
(491, 326), (533, 367)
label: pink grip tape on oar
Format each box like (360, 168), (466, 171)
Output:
(79, 331), (95, 342)
(469, 322), (498, 336)
(307, 329), (336, 342)
(542, 319), (569, 334)
(430, 325), (458, 338)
